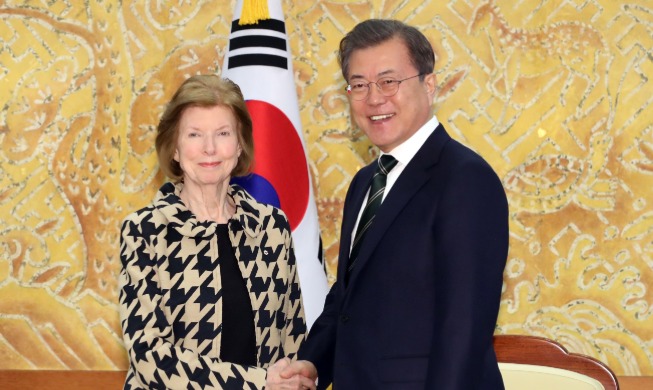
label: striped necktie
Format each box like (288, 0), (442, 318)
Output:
(346, 154), (398, 282)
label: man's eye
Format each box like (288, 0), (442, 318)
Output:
(379, 79), (398, 86)
(351, 83), (367, 90)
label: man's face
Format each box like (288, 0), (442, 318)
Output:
(346, 37), (436, 153)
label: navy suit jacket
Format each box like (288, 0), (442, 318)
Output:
(299, 125), (508, 389)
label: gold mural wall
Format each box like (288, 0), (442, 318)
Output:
(1, 0), (652, 376)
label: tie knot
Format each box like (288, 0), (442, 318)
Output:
(377, 154), (398, 175)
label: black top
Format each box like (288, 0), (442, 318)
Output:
(217, 224), (257, 365)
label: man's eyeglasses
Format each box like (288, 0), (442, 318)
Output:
(345, 74), (425, 101)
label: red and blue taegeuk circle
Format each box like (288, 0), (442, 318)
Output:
(231, 100), (309, 230)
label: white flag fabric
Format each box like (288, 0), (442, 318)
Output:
(223, 0), (328, 329)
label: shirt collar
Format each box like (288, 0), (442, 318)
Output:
(381, 115), (439, 166)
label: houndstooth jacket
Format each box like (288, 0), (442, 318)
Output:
(119, 182), (307, 389)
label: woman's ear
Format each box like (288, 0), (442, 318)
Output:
(174, 149), (179, 162)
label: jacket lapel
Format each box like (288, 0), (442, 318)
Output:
(337, 164), (376, 280)
(345, 125), (450, 286)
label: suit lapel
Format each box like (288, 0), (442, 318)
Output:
(345, 124), (450, 286)
(337, 163), (376, 280)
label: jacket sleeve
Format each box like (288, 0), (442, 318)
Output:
(424, 157), (509, 389)
(297, 281), (339, 390)
(119, 216), (267, 390)
(296, 167), (367, 390)
(280, 216), (308, 359)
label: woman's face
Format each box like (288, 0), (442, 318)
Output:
(174, 105), (241, 189)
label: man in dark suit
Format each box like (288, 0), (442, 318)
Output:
(282, 19), (508, 389)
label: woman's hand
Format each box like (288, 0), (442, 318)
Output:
(266, 358), (317, 390)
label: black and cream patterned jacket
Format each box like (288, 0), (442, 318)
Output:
(119, 182), (306, 389)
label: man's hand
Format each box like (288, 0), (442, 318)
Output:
(266, 358), (317, 390)
(280, 360), (318, 382)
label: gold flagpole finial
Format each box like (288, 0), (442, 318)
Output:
(239, 0), (270, 25)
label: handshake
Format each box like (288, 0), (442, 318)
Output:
(266, 358), (319, 390)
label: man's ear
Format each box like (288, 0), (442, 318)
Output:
(424, 73), (437, 96)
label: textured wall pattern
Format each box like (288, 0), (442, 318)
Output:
(0, 0), (652, 375)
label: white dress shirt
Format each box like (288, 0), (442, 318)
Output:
(349, 115), (440, 253)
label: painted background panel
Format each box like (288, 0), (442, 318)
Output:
(0, 0), (651, 376)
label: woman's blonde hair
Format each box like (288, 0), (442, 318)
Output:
(155, 74), (254, 181)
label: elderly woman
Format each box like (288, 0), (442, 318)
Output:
(119, 74), (314, 389)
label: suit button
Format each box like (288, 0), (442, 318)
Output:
(340, 314), (349, 323)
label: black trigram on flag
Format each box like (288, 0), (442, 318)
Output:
(227, 18), (288, 70)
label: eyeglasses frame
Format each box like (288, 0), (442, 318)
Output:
(345, 73), (426, 101)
